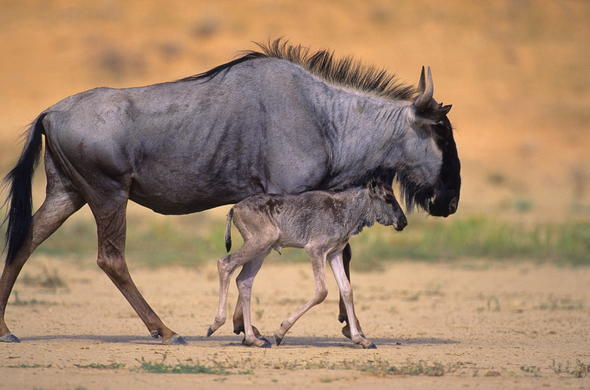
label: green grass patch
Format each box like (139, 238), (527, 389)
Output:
(139, 361), (231, 375)
(20, 266), (67, 289)
(269, 357), (461, 376)
(552, 360), (590, 378)
(3, 211), (589, 268)
(347, 215), (590, 269)
(9, 290), (57, 306)
(74, 362), (125, 370)
(30, 213), (227, 268)
(7, 363), (51, 368)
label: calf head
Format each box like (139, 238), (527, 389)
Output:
(368, 180), (407, 231)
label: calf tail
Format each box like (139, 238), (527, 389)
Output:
(2, 113), (46, 264)
(224, 208), (234, 252)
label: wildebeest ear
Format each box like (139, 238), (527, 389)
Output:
(440, 104), (452, 116)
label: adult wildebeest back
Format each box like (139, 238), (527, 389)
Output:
(1, 39), (460, 344)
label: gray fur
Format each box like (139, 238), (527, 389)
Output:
(39, 57), (443, 214)
(227, 182), (407, 252)
(209, 181), (406, 348)
(1, 42), (459, 344)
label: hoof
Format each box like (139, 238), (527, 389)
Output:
(338, 314), (347, 323)
(242, 336), (272, 348)
(259, 337), (272, 348)
(150, 330), (160, 339)
(233, 325), (261, 337)
(206, 327), (215, 337)
(233, 326), (244, 335)
(0, 333), (20, 343)
(341, 324), (351, 340)
(163, 334), (187, 345)
(274, 334), (283, 346)
(363, 342), (377, 349)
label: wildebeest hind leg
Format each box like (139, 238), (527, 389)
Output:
(91, 196), (184, 345)
(0, 189), (84, 342)
(1, 151), (85, 342)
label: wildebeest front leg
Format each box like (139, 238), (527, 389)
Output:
(338, 243), (365, 340)
(274, 247), (328, 346)
(236, 255), (271, 348)
(329, 250), (375, 349)
(93, 200), (184, 345)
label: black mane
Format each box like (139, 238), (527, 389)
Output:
(179, 39), (416, 101)
(178, 52), (265, 82)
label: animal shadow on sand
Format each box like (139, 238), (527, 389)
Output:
(21, 335), (459, 347)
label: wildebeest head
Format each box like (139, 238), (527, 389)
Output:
(367, 180), (408, 231)
(395, 67), (461, 217)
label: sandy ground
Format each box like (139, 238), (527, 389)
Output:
(1, 257), (589, 389)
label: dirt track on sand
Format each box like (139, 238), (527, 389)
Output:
(1, 257), (589, 389)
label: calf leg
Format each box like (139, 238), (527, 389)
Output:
(329, 251), (375, 349)
(236, 255), (271, 348)
(338, 243), (365, 339)
(274, 247), (328, 346)
(0, 190), (84, 342)
(92, 198), (183, 345)
(207, 241), (268, 338)
(231, 298), (261, 338)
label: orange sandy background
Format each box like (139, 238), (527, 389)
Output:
(1, 3), (590, 389)
(0, 0), (589, 220)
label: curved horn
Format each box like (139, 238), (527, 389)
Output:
(414, 66), (433, 110)
(418, 66), (426, 93)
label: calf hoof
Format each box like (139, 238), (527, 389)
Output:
(206, 327), (215, 337)
(342, 323), (366, 340)
(274, 334), (283, 346)
(341, 324), (351, 340)
(364, 342), (377, 349)
(338, 314), (347, 323)
(163, 334), (187, 345)
(233, 325), (262, 338)
(0, 333), (20, 343)
(259, 337), (272, 348)
(242, 336), (272, 348)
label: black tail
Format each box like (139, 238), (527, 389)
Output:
(224, 208), (234, 252)
(2, 113), (46, 264)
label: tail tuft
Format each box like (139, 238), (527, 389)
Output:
(224, 208), (234, 252)
(2, 113), (46, 263)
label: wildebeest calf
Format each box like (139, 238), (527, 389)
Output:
(207, 180), (407, 349)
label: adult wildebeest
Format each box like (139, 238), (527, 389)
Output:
(1, 40), (460, 344)
(208, 179), (407, 348)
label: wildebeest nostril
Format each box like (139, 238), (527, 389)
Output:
(395, 215), (408, 231)
(448, 197), (459, 214)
